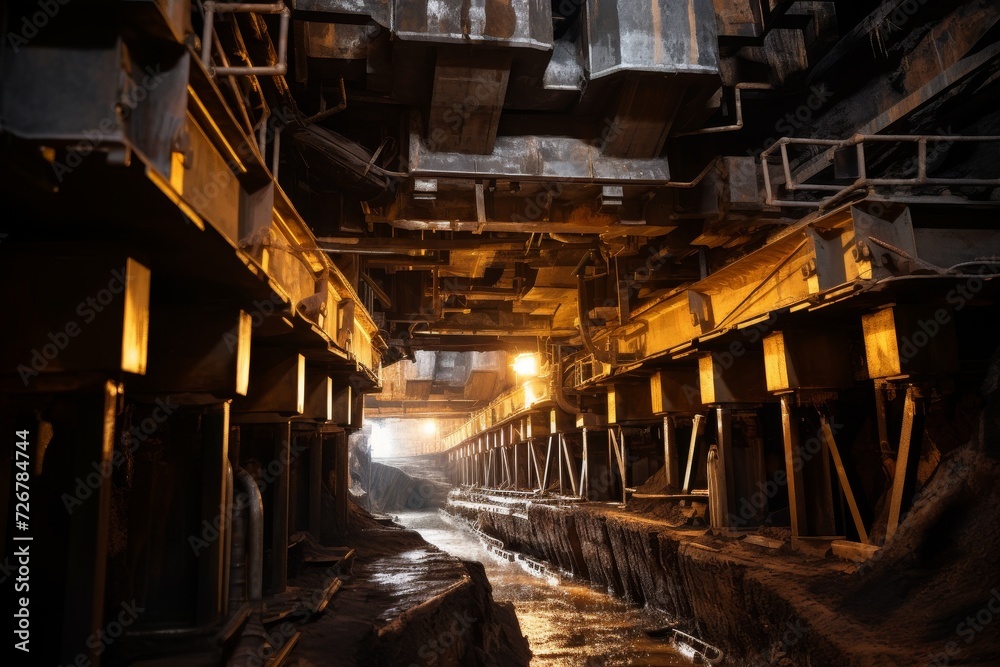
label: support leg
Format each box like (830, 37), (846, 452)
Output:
(663, 415), (679, 488)
(886, 386), (924, 542)
(780, 395), (808, 540)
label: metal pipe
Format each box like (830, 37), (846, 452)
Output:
(201, 3), (216, 67)
(256, 107), (270, 156)
(214, 1), (286, 10)
(675, 83), (774, 136)
(214, 65), (287, 76)
(228, 486), (247, 607)
(235, 468), (264, 608)
(551, 345), (582, 415)
(271, 124), (282, 180)
(304, 77), (348, 124)
(202, 3), (290, 77)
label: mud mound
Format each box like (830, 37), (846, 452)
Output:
(364, 460), (452, 512)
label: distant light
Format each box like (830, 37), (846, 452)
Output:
(513, 353), (539, 377)
(421, 419), (437, 436)
(369, 422), (393, 459)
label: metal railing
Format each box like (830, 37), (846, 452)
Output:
(442, 382), (552, 450)
(761, 134), (1000, 209)
(201, 2), (290, 77)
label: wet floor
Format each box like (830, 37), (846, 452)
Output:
(396, 510), (690, 667)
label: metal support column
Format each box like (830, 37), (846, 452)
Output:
(309, 431), (322, 538)
(58, 381), (119, 666)
(542, 435), (553, 492)
(333, 431), (349, 541)
(270, 422), (291, 594)
(561, 434), (578, 497)
(663, 415), (679, 488)
(780, 395), (808, 540)
(713, 407), (733, 528)
(198, 402), (230, 625)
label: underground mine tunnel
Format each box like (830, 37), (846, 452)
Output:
(3, 0), (1000, 665)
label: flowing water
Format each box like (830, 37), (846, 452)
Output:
(395, 510), (690, 667)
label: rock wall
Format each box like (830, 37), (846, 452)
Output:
(296, 501), (531, 667)
(366, 560), (531, 667)
(363, 460), (451, 512)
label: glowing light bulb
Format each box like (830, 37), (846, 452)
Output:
(512, 353), (539, 377)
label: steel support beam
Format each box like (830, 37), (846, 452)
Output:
(780, 396), (808, 540)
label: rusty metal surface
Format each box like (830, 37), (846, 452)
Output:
(392, 0), (552, 50)
(409, 129), (672, 184)
(292, 0), (391, 27)
(583, 0), (720, 79)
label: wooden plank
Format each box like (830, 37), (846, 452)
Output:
(682, 414), (704, 494)
(744, 535), (784, 550)
(832, 539), (880, 563)
(886, 387), (922, 542)
(820, 418), (870, 544)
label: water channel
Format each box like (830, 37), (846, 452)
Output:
(395, 510), (690, 667)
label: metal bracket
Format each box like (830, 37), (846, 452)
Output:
(201, 2), (291, 78)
